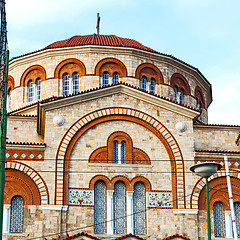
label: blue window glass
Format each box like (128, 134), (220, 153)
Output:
(174, 86), (178, 102)
(114, 140), (118, 163)
(102, 72), (109, 86)
(63, 73), (69, 96)
(179, 89), (184, 104)
(27, 80), (33, 102)
(121, 141), (126, 164)
(213, 201), (226, 237)
(10, 196), (24, 233)
(141, 76), (147, 91)
(72, 73), (79, 94)
(112, 72), (119, 84)
(36, 78), (41, 100)
(150, 78), (155, 94)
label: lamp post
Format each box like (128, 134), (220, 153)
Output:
(190, 162), (222, 240)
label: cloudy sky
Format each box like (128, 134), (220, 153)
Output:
(5, 0), (240, 125)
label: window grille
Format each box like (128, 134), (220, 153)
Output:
(133, 182), (146, 235)
(121, 141), (126, 164)
(234, 202), (240, 237)
(141, 76), (147, 91)
(63, 73), (69, 96)
(174, 86), (178, 102)
(112, 72), (119, 84)
(179, 89), (184, 104)
(113, 181), (127, 234)
(27, 80), (33, 102)
(114, 141), (118, 163)
(10, 196), (24, 233)
(150, 78), (155, 94)
(94, 181), (107, 234)
(213, 201), (226, 237)
(72, 73), (79, 94)
(102, 72), (109, 86)
(36, 78), (41, 100)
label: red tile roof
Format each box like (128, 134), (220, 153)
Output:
(113, 233), (146, 240)
(52, 232), (100, 240)
(194, 121), (240, 128)
(44, 34), (158, 54)
(8, 102), (38, 115)
(161, 234), (190, 240)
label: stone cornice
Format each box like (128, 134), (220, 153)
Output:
(6, 144), (45, 151)
(41, 84), (200, 119)
(195, 151), (240, 159)
(194, 124), (240, 131)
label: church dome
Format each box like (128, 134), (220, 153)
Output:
(44, 34), (158, 54)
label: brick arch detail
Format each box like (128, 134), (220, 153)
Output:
(55, 107), (185, 208)
(5, 161), (49, 204)
(89, 175), (152, 192)
(135, 63), (164, 85)
(190, 169), (240, 209)
(8, 75), (15, 91)
(194, 86), (206, 109)
(54, 58), (86, 78)
(94, 57), (128, 77)
(20, 65), (47, 87)
(170, 73), (190, 96)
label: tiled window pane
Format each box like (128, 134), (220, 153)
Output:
(63, 73), (69, 96)
(150, 78), (155, 94)
(133, 182), (146, 235)
(27, 80), (33, 102)
(114, 140), (118, 163)
(36, 78), (41, 100)
(10, 196), (24, 233)
(141, 76), (147, 91)
(121, 141), (126, 164)
(94, 181), (107, 234)
(72, 73), (79, 94)
(213, 201), (226, 237)
(113, 181), (127, 234)
(103, 72), (109, 86)
(112, 72), (119, 84)
(234, 202), (240, 237)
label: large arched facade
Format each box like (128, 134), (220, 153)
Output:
(55, 107), (186, 208)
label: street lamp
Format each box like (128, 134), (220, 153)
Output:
(190, 162), (222, 240)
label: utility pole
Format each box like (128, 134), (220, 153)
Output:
(96, 13), (100, 35)
(0, 0), (9, 238)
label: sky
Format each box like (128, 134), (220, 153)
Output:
(5, 0), (240, 125)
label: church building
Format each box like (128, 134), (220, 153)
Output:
(3, 34), (240, 240)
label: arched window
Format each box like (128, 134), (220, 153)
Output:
(213, 201), (226, 237)
(102, 72), (109, 87)
(150, 78), (155, 94)
(120, 141), (126, 164)
(141, 76), (147, 91)
(36, 78), (41, 101)
(174, 86), (178, 102)
(27, 80), (33, 102)
(112, 72), (119, 84)
(133, 182), (146, 235)
(72, 72), (79, 94)
(179, 89), (184, 104)
(114, 140), (118, 164)
(7, 89), (11, 110)
(113, 181), (127, 234)
(94, 181), (107, 234)
(10, 196), (24, 233)
(62, 73), (69, 96)
(234, 202), (240, 237)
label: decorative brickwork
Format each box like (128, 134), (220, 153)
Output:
(89, 131), (150, 165)
(5, 161), (49, 204)
(194, 86), (205, 109)
(55, 107), (185, 208)
(5, 149), (44, 161)
(68, 189), (94, 206)
(190, 169), (240, 209)
(170, 73), (190, 96)
(8, 75), (15, 90)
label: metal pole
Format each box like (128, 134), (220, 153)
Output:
(224, 154), (238, 239)
(205, 177), (211, 240)
(0, 49), (9, 239)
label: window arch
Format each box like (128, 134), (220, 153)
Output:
(62, 73), (69, 96)
(94, 180), (107, 234)
(27, 80), (33, 102)
(72, 72), (79, 94)
(141, 76), (147, 91)
(10, 196), (24, 233)
(234, 202), (240, 237)
(133, 182), (146, 235)
(113, 181), (127, 234)
(102, 72), (109, 87)
(150, 78), (155, 94)
(213, 201), (226, 237)
(112, 72), (119, 84)
(36, 78), (41, 101)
